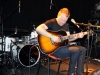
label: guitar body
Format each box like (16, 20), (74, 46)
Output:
(38, 29), (93, 54)
(38, 30), (68, 54)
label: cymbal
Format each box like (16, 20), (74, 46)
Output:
(4, 28), (28, 32)
(74, 23), (100, 28)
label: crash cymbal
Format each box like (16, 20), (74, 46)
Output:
(4, 28), (28, 32)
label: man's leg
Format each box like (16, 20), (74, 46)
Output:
(68, 46), (81, 74)
(76, 46), (86, 75)
(51, 46), (81, 74)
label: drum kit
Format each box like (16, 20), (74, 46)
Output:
(0, 27), (40, 68)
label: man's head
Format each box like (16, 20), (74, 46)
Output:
(56, 8), (70, 26)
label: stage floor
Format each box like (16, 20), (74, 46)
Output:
(0, 58), (100, 75)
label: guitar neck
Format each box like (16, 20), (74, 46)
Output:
(63, 31), (88, 40)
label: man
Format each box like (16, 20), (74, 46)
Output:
(36, 8), (86, 75)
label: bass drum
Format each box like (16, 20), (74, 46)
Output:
(18, 45), (40, 67)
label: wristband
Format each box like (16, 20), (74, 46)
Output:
(50, 34), (53, 39)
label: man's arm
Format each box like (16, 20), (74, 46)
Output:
(66, 31), (78, 41)
(36, 24), (61, 43)
(66, 31), (84, 41)
(36, 24), (52, 38)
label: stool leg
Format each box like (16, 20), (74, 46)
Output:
(36, 61), (41, 75)
(48, 57), (50, 75)
(57, 60), (61, 74)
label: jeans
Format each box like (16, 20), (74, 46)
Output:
(51, 45), (86, 74)
(76, 46), (86, 75)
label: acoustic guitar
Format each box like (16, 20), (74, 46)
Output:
(38, 30), (93, 54)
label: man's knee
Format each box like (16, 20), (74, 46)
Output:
(69, 46), (79, 51)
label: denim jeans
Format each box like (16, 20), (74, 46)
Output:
(76, 46), (86, 75)
(51, 45), (86, 74)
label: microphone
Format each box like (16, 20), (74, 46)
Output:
(71, 19), (80, 28)
(71, 18), (83, 31)
(50, 0), (52, 9)
(19, 0), (20, 13)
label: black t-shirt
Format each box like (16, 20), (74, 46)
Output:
(44, 18), (69, 32)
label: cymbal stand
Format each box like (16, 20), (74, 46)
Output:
(0, 1), (8, 73)
(0, 5), (7, 69)
(11, 40), (20, 68)
(0, 0), (19, 66)
(0, 1), (20, 75)
(49, 0), (58, 10)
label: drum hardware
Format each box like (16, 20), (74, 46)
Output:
(0, 36), (10, 67)
(94, 30), (100, 33)
(8, 39), (23, 75)
(10, 40), (17, 74)
(8, 39), (40, 68)
(4, 27), (29, 37)
(0, 4), (25, 74)
(0, 29), (39, 68)
(10, 40), (21, 69)
(21, 36), (30, 44)
(4, 28), (28, 33)
(29, 29), (38, 45)
(29, 38), (38, 45)
(30, 30), (38, 39)
(0, 53), (6, 56)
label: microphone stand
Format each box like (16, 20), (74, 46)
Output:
(49, 0), (58, 10)
(74, 22), (100, 74)
(76, 23), (91, 75)
(85, 25), (90, 75)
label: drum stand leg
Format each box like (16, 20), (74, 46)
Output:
(10, 44), (16, 75)
(16, 46), (21, 68)
(10, 41), (22, 75)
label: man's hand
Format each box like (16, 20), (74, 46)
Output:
(50, 35), (61, 43)
(78, 32), (84, 38)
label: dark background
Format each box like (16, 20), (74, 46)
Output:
(0, 0), (100, 30)
(0, 0), (100, 58)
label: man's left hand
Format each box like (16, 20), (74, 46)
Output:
(78, 32), (84, 38)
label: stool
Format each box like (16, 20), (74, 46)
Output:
(47, 54), (62, 75)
